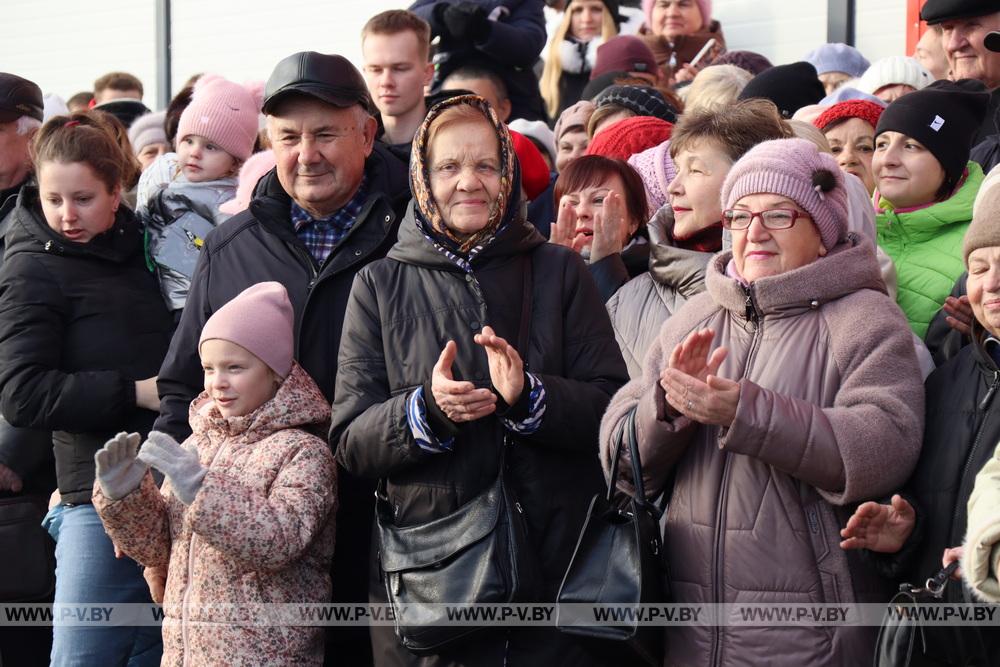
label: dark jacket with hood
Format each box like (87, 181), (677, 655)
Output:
(0, 186), (173, 504)
(865, 321), (1000, 666)
(331, 196), (628, 664)
(152, 143), (410, 646)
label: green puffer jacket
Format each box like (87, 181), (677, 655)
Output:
(876, 161), (983, 338)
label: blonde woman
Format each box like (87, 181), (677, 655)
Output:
(680, 63), (751, 115)
(540, 0), (620, 119)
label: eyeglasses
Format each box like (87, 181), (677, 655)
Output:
(721, 208), (809, 231)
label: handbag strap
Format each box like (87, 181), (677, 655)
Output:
(604, 406), (649, 504)
(923, 560), (960, 597)
(516, 253), (533, 363)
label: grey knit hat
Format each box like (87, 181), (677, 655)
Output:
(964, 167), (1000, 263)
(127, 111), (168, 155)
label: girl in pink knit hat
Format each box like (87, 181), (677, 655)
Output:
(92, 281), (337, 666)
(138, 74), (264, 314)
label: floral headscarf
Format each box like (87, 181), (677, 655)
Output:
(410, 95), (521, 255)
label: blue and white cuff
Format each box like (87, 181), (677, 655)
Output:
(406, 386), (454, 454)
(501, 372), (546, 435)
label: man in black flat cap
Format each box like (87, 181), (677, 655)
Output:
(921, 0), (1000, 144)
(153, 52), (409, 666)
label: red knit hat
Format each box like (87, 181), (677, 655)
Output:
(813, 100), (884, 132)
(585, 116), (673, 162)
(509, 129), (551, 202)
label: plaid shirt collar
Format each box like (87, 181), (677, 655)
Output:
(290, 175), (369, 265)
(290, 175), (369, 233)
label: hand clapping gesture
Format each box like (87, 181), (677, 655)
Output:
(474, 326), (524, 406)
(659, 329), (739, 426)
(431, 341), (498, 423)
(839, 494), (916, 553)
(588, 190), (626, 264)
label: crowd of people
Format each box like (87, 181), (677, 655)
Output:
(1, 0), (1000, 665)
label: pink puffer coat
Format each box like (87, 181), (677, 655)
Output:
(94, 362), (337, 667)
(599, 236), (925, 666)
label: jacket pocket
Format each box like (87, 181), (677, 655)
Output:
(803, 500), (842, 605)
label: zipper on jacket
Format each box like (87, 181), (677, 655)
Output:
(710, 285), (763, 667)
(949, 370), (1000, 560)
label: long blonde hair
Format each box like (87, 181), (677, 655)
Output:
(540, 0), (618, 120)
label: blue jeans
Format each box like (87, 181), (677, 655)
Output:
(44, 503), (162, 667)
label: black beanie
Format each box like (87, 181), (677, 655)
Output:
(737, 62), (826, 119)
(874, 79), (990, 185)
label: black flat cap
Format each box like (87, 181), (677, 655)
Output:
(263, 51), (375, 116)
(921, 0), (1000, 25)
(0, 73), (43, 123)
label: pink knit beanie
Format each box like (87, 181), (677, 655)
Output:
(199, 282), (294, 378)
(176, 74), (264, 161)
(642, 0), (711, 32)
(219, 150), (276, 215)
(627, 139), (675, 213)
(721, 138), (849, 251)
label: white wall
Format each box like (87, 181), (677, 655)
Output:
(3, 1), (913, 109)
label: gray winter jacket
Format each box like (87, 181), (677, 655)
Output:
(599, 235), (925, 666)
(606, 241), (712, 379)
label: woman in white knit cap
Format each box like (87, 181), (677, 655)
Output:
(857, 55), (934, 103)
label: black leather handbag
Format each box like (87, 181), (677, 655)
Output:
(875, 561), (993, 667)
(376, 448), (539, 653)
(375, 255), (540, 654)
(555, 405), (667, 666)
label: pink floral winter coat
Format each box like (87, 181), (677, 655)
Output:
(94, 362), (338, 667)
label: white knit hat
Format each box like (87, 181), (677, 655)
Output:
(857, 56), (933, 96)
(508, 119), (556, 165)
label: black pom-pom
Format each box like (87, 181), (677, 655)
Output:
(812, 169), (837, 193)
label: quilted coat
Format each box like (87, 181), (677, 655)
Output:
(599, 235), (925, 666)
(94, 362), (337, 667)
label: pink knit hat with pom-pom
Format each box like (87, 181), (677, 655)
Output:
(219, 150), (276, 215)
(721, 137), (849, 251)
(642, 0), (711, 32)
(176, 74), (263, 161)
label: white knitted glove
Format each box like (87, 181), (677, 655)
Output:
(137, 431), (206, 505)
(94, 432), (148, 500)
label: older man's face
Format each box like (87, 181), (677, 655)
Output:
(267, 97), (376, 218)
(0, 120), (33, 190)
(940, 12), (1000, 88)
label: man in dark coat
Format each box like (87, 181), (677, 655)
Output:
(152, 51), (410, 666)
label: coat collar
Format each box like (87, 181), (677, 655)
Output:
(705, 234), (885, 320)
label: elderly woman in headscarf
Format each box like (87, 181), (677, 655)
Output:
(330, 95), (628, 666)
(599, 137), (925, 666)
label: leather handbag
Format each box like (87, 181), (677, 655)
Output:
(873, 561), (991, 667)
(555, 404), (667, 667)
(376, 449), (539, 653)
(375, 255), (540, 654)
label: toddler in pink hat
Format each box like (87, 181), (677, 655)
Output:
(138, 74), (265, 313)
(92, 281), (337, 665)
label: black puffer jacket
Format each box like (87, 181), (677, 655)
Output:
(152, 144), (410, 650)
(869, 322), (1000, 665)
(0, 186), (173, 504)
(331, 203), (628, 665)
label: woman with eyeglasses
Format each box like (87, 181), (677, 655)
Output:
(598, 137), (925, 666)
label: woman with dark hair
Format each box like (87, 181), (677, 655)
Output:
(330, 95), (627, 666)
(550, 154), (649, 300)
(0, 112), (173, 665)
(873, 80), (990, 338)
